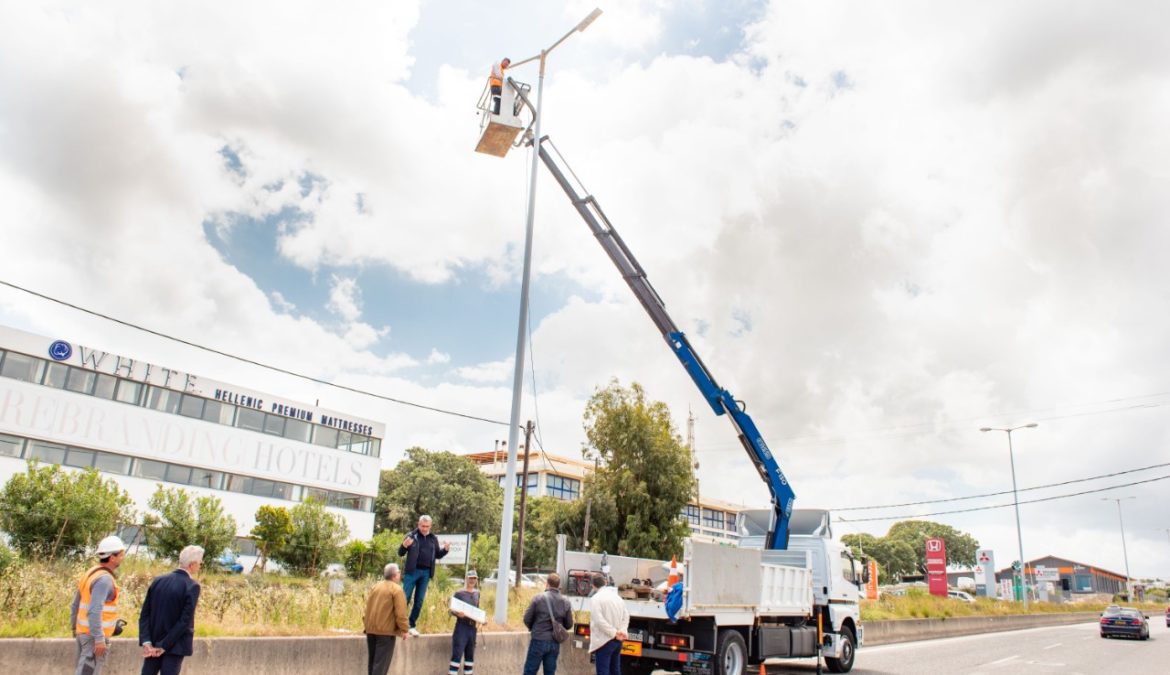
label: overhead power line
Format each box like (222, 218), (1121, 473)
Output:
(834, 473), (1170, 523)
(832, 460), (1170, 511)
(0, 278), (511, 427)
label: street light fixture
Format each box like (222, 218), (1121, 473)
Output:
(493, 7), (602, 626)
(980, 422), (1038, 609)
(1102, 496), (1136, 599)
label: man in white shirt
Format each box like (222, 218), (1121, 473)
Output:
(588, 572), (630, 675)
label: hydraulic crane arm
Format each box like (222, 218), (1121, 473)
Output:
(535, 137), (796, 550)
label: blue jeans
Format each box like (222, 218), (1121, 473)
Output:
(401, 568), (432, 628)
(522, 639), (560, 675)
(594, 638), (622, 675)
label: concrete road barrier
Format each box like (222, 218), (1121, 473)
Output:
(863, 611), (1100, 646)
(0, 614), (1100, 674)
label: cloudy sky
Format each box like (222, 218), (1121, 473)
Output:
(2, 0), (1169, 579)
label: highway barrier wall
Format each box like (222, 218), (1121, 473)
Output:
(863, 611), (1100, 645)
(0, 613), (1100, 674)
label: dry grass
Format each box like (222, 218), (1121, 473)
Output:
(0, 557), (540, 638)
(862, 588), (1165, 621)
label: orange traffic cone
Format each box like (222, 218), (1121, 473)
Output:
(667, 556), (679, 588)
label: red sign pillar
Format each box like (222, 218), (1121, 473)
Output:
(925, 537), (948, 597)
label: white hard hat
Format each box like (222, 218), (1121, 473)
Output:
(96, 535), (126, 556)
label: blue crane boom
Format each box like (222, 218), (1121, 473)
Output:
(534, 138), (796, 550)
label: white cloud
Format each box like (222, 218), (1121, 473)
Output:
(327, 276), (364, 323)
(455, 358), (515, 384)
(426, 348), (451, 365)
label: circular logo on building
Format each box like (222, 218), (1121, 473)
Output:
(48, 340), (73, 361)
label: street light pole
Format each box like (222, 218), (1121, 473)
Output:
(981, 423), (1038, 609)
(494, 7), (602, 626)
(1102, 496), (1136, 599)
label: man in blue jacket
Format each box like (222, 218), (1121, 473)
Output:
(138, 545), (203, 675)
(398, 514), (450, 635)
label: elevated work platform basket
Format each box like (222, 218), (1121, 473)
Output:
(474, 79), (530, 158)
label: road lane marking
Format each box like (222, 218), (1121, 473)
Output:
(1043, 642), (1062, 650)
(988, 655), (1019, 666)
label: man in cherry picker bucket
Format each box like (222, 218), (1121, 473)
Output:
(489, 57), (510, 114)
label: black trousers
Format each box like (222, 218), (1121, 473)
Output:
(490, 85), (502, 114)
(140, 654), (185, 675)
(367, 634), (398, 675)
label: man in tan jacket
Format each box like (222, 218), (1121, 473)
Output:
(364, 563), (411, 675)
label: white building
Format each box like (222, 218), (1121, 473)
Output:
(467, 448), (746, 542)
(0, 325), (382, 552)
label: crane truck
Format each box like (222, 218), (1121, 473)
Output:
(476, 78), (865, 675)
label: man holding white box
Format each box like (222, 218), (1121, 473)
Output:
(448, 570), (481, 675)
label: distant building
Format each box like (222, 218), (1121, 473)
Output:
(0, 325), (382, 555)
(994, 555), (1129, 595)
(465, 448), (747, 542)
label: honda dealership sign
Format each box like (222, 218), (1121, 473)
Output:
(925, 537), (948, 597)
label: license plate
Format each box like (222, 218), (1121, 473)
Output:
(621, 641), (642, 657)
(626, 629), (644, 642)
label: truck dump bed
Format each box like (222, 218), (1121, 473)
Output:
(557, 538), (813, 623)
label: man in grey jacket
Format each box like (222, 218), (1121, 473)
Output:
(522, 573), (573, 675)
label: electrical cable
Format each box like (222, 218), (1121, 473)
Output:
(833, 473), (1170, 523)
(0, 278), (511, 427)
(831, 460), (1170, 511)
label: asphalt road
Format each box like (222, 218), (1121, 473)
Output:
(761, 615), (1170, 674)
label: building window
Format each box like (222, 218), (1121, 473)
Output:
(725, 512), (737, 532)
(27, 440), (67, 465)
(0, 351), (44, 383)
(94, 452), (132, 475)
(702, 508), (724, 530)
(134, 459), (169, 482)
(682, 504), (700, 526)
(114, 379), (143, 405)
(43, 362), (69, 389)
(93, 373), (118, 400)
(178, 394), (205, 419)
(65, 368), (96, 395)
(145, 386), (181, 414)
(1075, 574), (1093, 592)
(202, 399), (234, 425)
(63, 448), (96, 469)
(311, 426), (339, 449)
(284, 418), (312, 444)
(0, 433), (24, 458)
(546, 475), (580, 500)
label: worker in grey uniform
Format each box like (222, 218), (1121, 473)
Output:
(71, 535), (128, 675)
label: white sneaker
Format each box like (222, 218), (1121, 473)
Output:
(408, 627), (420, 637)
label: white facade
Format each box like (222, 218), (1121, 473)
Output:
(0, 325), (381, 543)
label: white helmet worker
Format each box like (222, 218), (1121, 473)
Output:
(95, 535), (126, 556)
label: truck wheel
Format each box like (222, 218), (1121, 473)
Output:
(715, 630), (747, 675)
(825, 627), (856, 673)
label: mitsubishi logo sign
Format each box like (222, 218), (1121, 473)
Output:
(978, 551), (991, 563)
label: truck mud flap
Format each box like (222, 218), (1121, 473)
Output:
(622, 647), (715, 675)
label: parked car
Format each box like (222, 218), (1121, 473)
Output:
(1099, 607), (1150, 640)
(947, 590), (975, 603)
(482, 571), (536, 588)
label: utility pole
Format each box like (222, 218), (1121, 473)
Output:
(687, 408), (699, 502)
(515, 420), (534, 589)
(582, 498), (592, 550)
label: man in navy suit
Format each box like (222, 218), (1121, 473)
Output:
(138, 545), (203, 675)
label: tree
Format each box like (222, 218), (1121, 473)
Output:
(0, 462), (135, 559)
(376, 447), (503, 535)
(271, 498), (349, 576)
(250, 505), (293, 574)
(885, 520), (980, 574)
(579, 380), (695, 558)
(344, 530), (402, 579)
(841, 532), (917, 583)
(518, 496), (584, 570)
(143, 485), (238, 562)
(469, 532), (499, 576)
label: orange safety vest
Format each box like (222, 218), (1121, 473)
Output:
(76, 565), (119, 638)
(489, 61), (507, 88)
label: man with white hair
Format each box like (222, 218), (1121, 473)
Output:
(138, 545), (204, 675)
(364, 562), (410, 675)
(397, 514), (450, 635)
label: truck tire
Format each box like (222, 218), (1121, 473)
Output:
(825, 627), (856, 673)
(715, 630), (747, 675)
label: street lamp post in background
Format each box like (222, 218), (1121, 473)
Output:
(494, 7), (602, 626)
(1102, 496), (1136, 600)
(981, 422), (1038, 609)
